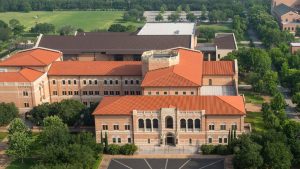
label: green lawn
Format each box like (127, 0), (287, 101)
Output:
(0, 11), (144, 31)
(242, 92), (265, 104)
(198, 23), (233, 33)
(245, 112), (265, 132)
(0, 132), (7, 141)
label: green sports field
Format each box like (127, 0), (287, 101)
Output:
(0, 11), (144, 31)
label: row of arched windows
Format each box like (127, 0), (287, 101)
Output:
(180, 119), (201, 129)
(138, 117), (201, 130)
(139, 119), (159, 129)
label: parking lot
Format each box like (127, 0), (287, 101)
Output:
(108, 158), (224, 169)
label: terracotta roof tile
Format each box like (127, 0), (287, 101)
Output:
(203, 61), (235, 75)
(0, 68), (44, 82)
(93, 95), (246, 116)
(141, 48), (203, 87)
(48, 61), (142, 76)
(0, 48), (62, 67)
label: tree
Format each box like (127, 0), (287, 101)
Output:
(0, 27), (12, 41)
(58, 25), (75, 35)
(176, 5), (182, 14)
(168, 13), (180, 22)
(296, 26), (300, 37)
(30, 23), (55, 34)
(262, 142), (293, 169)
(57, 99), (85, 126)
(185, 4), (190, 13)
(186, 13), (196, 22)
(104, 132), (108, 153)
(7, 131), (32, 163)
(155, 13), (164, 21)
(200, 5), (207, 20)
(123, 8), (144, 22)
(0, 102), (18, 126)
(108, 24), (127, 32)
(270, 92), (286, 111)
(20, 1), (31, 12)
(292, 92), (300, 111)
(8, 118), (30, 136)
(201, 29), (215, 42)
(160, 4), (167, 14)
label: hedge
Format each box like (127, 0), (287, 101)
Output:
(201, 144), (229, 155)
(106, 144), (138, 155)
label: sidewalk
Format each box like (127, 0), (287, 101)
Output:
(0, 137), (10, 169)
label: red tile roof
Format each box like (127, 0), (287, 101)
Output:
(48, 61), (142, 76)
(93, 95), (245, 116)
(141, 48), (203, 87)
(0, 48), (62, 67)
(0, 68), (44, 82)
(203, 61), (235, 75)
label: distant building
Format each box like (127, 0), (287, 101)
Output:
(196, 33), (238, 61)
(272, 0), (300, 33)
(290, 42), (300, 53)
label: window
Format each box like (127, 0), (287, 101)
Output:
(183, 91), (186, 95)
(164, 91), (167, 95)
(62, 91), (67, 95)
(175, 91), (178, 95)
(113, 125), (119, 130)
(138, 119), (144, 128)
(118, 138), (121, 143)
(191, 91), (194, 95)
(113, 138), (116, 143)
(83, 91), (88, 95)
(189, 138), (192, 144)
(195, 119), (200, 129)
(68, 80), (71, 85)
(109, 91), (114, 95)
(83, 102), (88, 106)
(104, 80), (107, 85)
(124, 91), (129, 95)
(224, 138), (228, 143)
(128, 138), (131, 143)
(188, 119), (193, 130)
(52, 80), (56, 85)
(130, 91), (134, 95)
(74, 80), (77, 85)
(208, 137), (212, 143)
(220, 124), (226, 130)
(219, 137), (222, 143)
(83, 80), (87, 85)
(148, 92), (151, 95)
(180, 119), (186, 129)
(209, 79), (212, 86)
(135, 91), (141, 95)
(53, 91), (58, 95)
(125, 125), (130, 130)
(153, 119), (158, 129)
(68, 91), (73, 95)
(102, 125), (108, 130)
(23, 91), (28, 96)
(148, 139), (151, 144)
(74, 91), (79, 95)
(89, 80), (92, 85)
(209, 124), (215, 130)
(104, 91), (108, 95)
(165, 116), (173, 129)
(156, 91), (159, 95)
(130, 80), (134, 84)
(89, 91), (94, 95)
(125, 80), (128, 85)
(232, 123), (237, 130)
(95, 91), (100, 95)
(136, 80), (139, 84)
(24, 102), (29, 107)
(146, 119), (151, 129)
(110, 80), (113, 85)
(115, 80), (118, 84)
(62, 80), (66, 85)
(94, 80), (98, 85)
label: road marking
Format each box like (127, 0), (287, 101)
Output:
(164, 159), (168, 169)
(199, 159), (224, 169)
(144, 159), (152, 169)
(179, 159), (191, 169)
(113, 159), (133, 169)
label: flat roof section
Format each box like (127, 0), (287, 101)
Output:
(137, 22), (196, 35)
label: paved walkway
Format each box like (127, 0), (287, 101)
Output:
(0, 137), (10, 169)
(278, 85), (300, 122)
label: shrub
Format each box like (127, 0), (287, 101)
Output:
(107, 144), (120, 155)
(120, 144), (138, 155)
(214, 145), (229, 155)
(201, 145), (216, 154)
(0, 102), (18, 126)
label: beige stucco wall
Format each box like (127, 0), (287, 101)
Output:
(202, 76), (235, 86)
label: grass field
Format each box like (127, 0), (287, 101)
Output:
(198, 23), (233, 33)
(0, 11), (144, 31)
(245, 112), (265, 132)
(242, 92), (265, 104)
(0, 132), (7, 141)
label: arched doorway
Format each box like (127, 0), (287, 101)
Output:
(165, 133), (175, 146)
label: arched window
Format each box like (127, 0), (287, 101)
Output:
(153, 119), (158, 129)
(138, 119), (144, 128)
(231, 123), (237, 130)
(180, 119), (186, 129)
(188, 119), (193, 129)
(195, 119), (200, 129)
(165, 116), (173, 129)
(146, 119), (151, 129)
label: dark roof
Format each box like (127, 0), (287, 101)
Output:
(214, 33), (237, 50)
(38, 33), (191, 55)
(274, 3), (295, 16)
(195, 43), (216, 52)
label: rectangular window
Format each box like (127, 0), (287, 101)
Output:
(94, 80), (98, 85)
(24, 102), (29, 107)
(95, 91), (100, 95)
(113, 125), (119, 130)
(74, 80), (77, 85)
(232, 124), (237, 130)
(62, 91), (67, 95)
(74, 91), (79, 95)
(219, 138), (222, 143)
(208, 138), (212, 143)
(148, 91), (151, 95)
(89, 80), (92, 85)
(224, 138), (228, 143)
(52, 80), (56, 85)
(124, 91), (129, 95)
(83, 102), (88, 106)
(118, 138), (121, 143)
(62, 80), (66, 85)
(83, 91), (88, 95)
(89, 91), (94, 95)
(125, 80), (128, 85)
(128, 138), (131, 143)
(102, 125), (108, 130)
(209, 124), (215, 130)
(156, 91), (159, 95)
(115, 80), (118, 85)
(136, 91), (141, 95)
(110, 80), (113, 85)
(125, 125), (130, 130)
(115, 91), (120, 95)
(83, 80), (87, 85)
(23, 91), (28, 96)
(109, 91), (114, 95)
(183, 91), (186, 95)
(148, 139), (150, 144)
(113, 138), (116, 143)
(53, 91), (58, 95)
(104, 80), (107, 85)
(191, 91), (194, 95)
(189, 138), (192, 144)
(220, 124), (226, 130)
(68, 80), (71, 85)
(104, 91), (108, 95)
(130, 91), (135, 95)
(136, 80), (139, 84)
(68, 91), (73, 95)
(175, 91), (178, 95)
(164, 91), (167, 95)
(130, 80), (134, 85)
